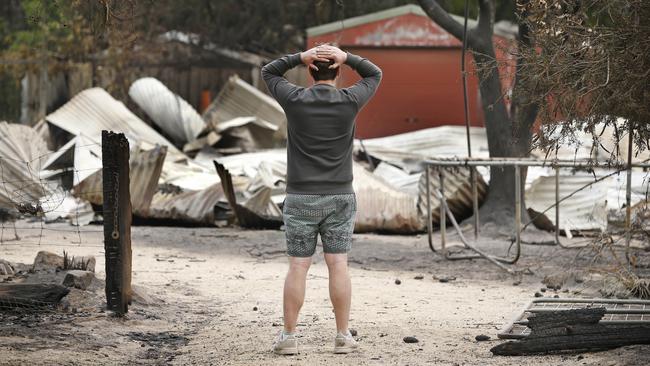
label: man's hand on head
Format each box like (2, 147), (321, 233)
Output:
(300, 46), (330, 71)
(315, 45), (347, 69)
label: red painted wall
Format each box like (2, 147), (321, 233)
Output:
(309, 13), (465, 48)
(339, 47), (483, 139)
(306, 11), (517, 139)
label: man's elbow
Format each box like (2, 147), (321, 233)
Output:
(260, 66), (276, 86)
(374, 69), (383, 83)
(261, 65), (271, 78)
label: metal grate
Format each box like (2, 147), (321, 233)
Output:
(498, 298), (650, 339)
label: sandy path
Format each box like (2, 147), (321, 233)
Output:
(0, 221), (648, 365)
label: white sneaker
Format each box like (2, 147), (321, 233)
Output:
(273, 331), (298, 355)
(334, 331), (358, 354)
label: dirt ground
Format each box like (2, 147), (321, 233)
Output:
(1, 219), (649, 365)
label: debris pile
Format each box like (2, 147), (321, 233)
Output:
(0, 251), (98, 310)
(0, 75), (645, 235)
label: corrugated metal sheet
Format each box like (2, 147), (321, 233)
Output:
(213, 116), (278, 152)
(73, 144), (167, 216)
(215, 148), (287, 177)
(0, 122), (52, 209)
(358, 126), (489, 226)
(526, 171), (609, 232)
(418, 165), (488, 225)
(372, 162), (420, 195)
(357, 125), (490, 179)
(148, 183), (225, 225)
(43, 195), (94, 226)
(353, 162), (422, 233)
(46, 87), (181, 155)
(605, 170), (650, 211)
(526, 120), (650, 232)
(40, 134), (102, 186)
(357, 125), (489, 162)
(161, 159), (220, 192)
(128, 77), (206, 146)
(202, 75), (286, 141)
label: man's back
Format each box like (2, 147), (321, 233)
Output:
(261, 51), (382, 194)
(264, 45), (382, 356)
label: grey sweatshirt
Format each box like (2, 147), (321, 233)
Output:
(261, 52), (382, 194)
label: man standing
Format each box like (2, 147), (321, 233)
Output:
(261, 45), (382, 355)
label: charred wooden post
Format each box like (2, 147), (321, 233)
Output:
(102, 131), (132, 315)
(491, 308), (650, 356)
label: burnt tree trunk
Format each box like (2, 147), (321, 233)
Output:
(418, 0), (539, 231)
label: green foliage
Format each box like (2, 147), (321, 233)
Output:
(0, 71), (21, 121)
(0, 0), (99, 78)
(147, 0), (514, 54)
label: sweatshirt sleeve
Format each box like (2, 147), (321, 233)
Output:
(261, 53), (303, 106)
(344, 52), (382, 108)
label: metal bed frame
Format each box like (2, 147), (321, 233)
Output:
(423, 158), (650, 272)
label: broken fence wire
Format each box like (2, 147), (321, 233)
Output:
(0, 143), (106, 249)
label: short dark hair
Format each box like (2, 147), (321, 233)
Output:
(309, 59), (339, 81)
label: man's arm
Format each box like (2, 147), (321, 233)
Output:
(261, 47), (330, 105)
(344, 52), (382, 108)
(261, 53), (302, 106)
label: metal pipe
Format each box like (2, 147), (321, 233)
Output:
(440, 169), (446, 254)
(528, 308), (650, 315)
(625, 123), (634, 266)
(423, 158), (650, 168)
(459, 0), (476, 240)
(555, 166), (560, 246)
(514, 165), (522, 261)
(435, 188), (513, 272)
(471, 167), (479, 239)
(532, 297), (650, 305)
(426, 165), (435, 253)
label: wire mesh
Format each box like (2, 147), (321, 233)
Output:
(0, 141), (106, 248)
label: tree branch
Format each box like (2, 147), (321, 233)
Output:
(476, 0), (495, 37)
(417, 0), (475, 46)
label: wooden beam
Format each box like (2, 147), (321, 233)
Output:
(0, 284), (69, 309)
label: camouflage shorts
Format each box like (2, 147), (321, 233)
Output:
(282, 193), (357, 257)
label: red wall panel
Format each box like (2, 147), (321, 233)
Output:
(338, 47), (484, 139)
(308, 13), (463, 48)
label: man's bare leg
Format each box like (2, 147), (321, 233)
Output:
(324, 253), (351, 333)
(283, 256), (312, 333)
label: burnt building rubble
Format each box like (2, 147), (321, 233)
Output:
(0, 75), (647, 236)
